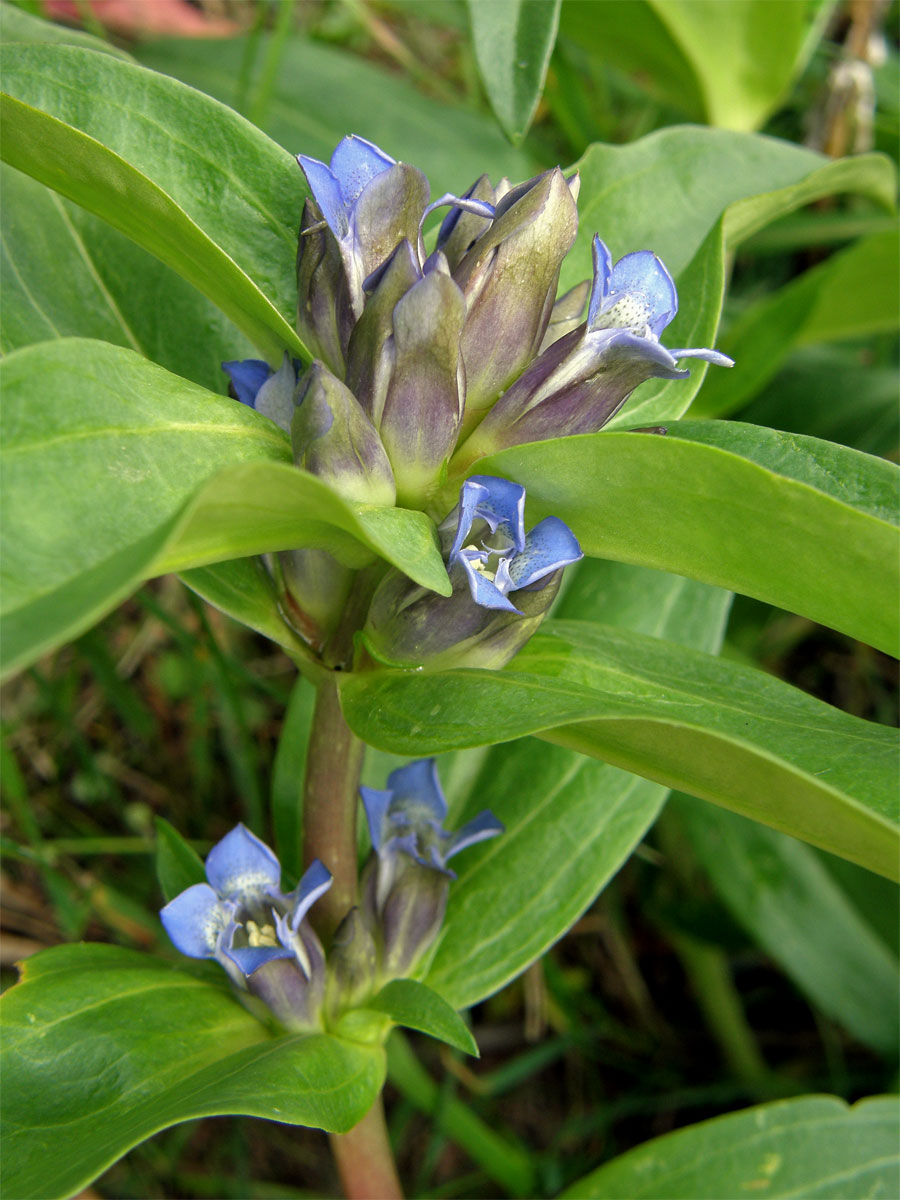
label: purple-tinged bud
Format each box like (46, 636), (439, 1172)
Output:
(453, 168), (579, 428)
(378, 257), (466, 506)
(361, 476), (582, 671)
(160, 825), (332, 1033)
(453, 235), (734, 467)
(346, 244), (467, 507)
(328, 906), (378, 1009)
(296, 198), (354, 376)
(292, 361), (395, 508)
(345, 239), (421, 427)
(359, 760), (503, 980)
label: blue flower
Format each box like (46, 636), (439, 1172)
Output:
(298, 135), (396, 245)
(585, 236), (733, 371)
(297, 135), (429, 318)
(359, 759), (503, 977)
(222, 353), (297, 434)
(454, 235), (734, 464)
(160, 825), (332, 1030)
(445, 475), (583, 613)
(361, 758), (504, 884)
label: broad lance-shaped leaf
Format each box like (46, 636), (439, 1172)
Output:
(0, 339), (449, 680)
(340, 620), (899, 880)
(0, 43), (306, 363)
(0, 162), (255, 393)
(0, 944), (385, 1200)
(470, 422), (900, 657)
(467, 0), (561, 145)
(561, 128), (894, 427)
(427, 562), (733, 1010)
(560, 1094), (899, 1200)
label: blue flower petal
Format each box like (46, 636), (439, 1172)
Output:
(446, 809), (505, 859)
(466, 475), (527, 551)
(223, 359), (272, 408)
(671, 347), (735, 368)
(507, 516), (583, 590)
(587, 234), (613, 328)
(459, 553), (521, 611)
(225, 944), (294, 976)
(386, 759), (447, 822)
(205, 824), (282, 902)
(297, 153), (350, 240)
(160, 883), (225, 959)
(286, 858), (333, 931)
(330, 134), (395, 206)
(604, 250), (678, 337)
(360, 786), (394, 853)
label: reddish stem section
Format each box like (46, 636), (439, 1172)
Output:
(330, 1099), (403, 1200)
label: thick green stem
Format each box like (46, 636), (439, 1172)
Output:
(330, 1098), (403, 1200)
(302, 676), (364, 942)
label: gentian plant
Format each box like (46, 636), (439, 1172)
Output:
(1, 6), (897, 1199)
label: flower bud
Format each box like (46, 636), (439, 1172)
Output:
(359, 760), (503, 981)
(453, 168), (579, 426)
(296, 197), (354, 376)
(292, 361), (396, 508)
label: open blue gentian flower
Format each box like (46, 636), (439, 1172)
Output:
(445, 475), (583, 613)
(222, 353), (297, 434)
(298, 134), (429, 318)
(454, 235), (734, 463)
(160, 824), (332, 1031)
(359, 759), (503, 977)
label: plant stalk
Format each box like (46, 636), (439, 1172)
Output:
(330, 1098), (403, 1200)
(302, 676), (364, 942)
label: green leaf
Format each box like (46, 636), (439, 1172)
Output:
(558, 0), (706, 121)
(0, 163), (253, 391)
(426, 564), (734, 1010)
(271, 674), (317, 882)
(0, 0), (132, 59)
(568, 129), (894, 287)
(645, 0), (831, 131)
(670, 795), (900, 1056)
(0, 44), (305, 362)
(135, 34), (537, 198)
(179, 558), (306, 657)
(474, 422), (900, 656)
(694, 230), (900, 418)
(340, 620), (899, 880)
(154, 817), (206, 902)
(1, 943), (385, 1200)
(560, 1094), (899, 1199)
(738, 346), (900, 458)
(566, 127), (894, 426)
(467, 0), (561, 145)
(0, 339), (448, 679)
(365, 979), (478, 1057)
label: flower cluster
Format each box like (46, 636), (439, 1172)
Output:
(161, 761), (502, 1030)
(223, 135), (730, 662)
